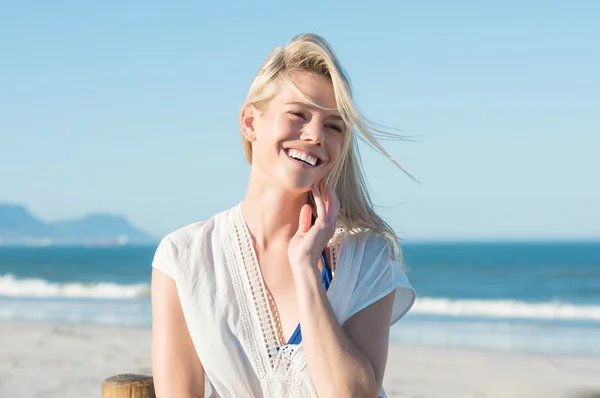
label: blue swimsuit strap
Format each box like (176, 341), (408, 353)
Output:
(286, 251), (331, 345)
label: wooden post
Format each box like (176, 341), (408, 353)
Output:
(102, 374), (155, 398)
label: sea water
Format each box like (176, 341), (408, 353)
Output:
(1, 241), (599, 355)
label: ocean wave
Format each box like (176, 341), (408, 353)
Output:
(0, 274), (149, 299)
(412, 297), (600, 321)
(2, 273), (600, 322)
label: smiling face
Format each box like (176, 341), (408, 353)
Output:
(241, 72), (346, 193)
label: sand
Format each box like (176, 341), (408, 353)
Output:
(1, 320), (599, 398)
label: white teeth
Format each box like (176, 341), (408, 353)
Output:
(288, 149), (318, 166)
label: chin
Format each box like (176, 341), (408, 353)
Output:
(280, 179), (315, 194)
(275, 171), (319, 194)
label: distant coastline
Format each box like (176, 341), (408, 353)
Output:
(0, 237), (159, 247)
(0, 203), (154, 246)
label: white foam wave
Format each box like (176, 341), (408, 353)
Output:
(412, 297), (600, 321)
(0, 274), (148, 299)
(2, 273), (599, 322)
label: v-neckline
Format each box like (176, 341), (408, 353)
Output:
(232, 203), (342, 368)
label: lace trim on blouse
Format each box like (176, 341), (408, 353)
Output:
(232, 205), (343, 381)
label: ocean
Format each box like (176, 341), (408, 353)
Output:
(1, 241), (599, 356)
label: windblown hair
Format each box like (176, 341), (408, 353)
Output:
(240, 33), (413, 263)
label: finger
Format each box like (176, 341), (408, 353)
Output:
(297, 204), (312, 234)
(311, 185), (327, 221)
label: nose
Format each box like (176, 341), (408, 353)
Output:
(301, 119), (325, 145)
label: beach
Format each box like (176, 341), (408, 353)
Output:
(1, 320), (599, 398)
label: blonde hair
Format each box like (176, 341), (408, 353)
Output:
(240, 33), (413, 263)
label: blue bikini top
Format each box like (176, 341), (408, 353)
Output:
(286, 251), (332, 345)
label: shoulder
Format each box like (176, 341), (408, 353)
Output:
(152, 204), (238, 279)
(339, 228), (397, 263)
(161, 220), (209, 249)
(160, 204), (238, 252)
(339, 229), (410, 289)
(341, 230), (415, 324)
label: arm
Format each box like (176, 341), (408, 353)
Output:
(288, 183), (394, 397)
(295, 265), (394, 398)
(151, 268), (205, 398)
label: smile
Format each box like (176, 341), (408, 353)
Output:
(285, 148), (323, 167)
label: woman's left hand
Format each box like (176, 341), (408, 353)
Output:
(288, 181), (340, 272)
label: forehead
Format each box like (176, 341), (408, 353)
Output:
(271, 72), (339, 113)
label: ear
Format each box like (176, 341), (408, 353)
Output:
(240, 105), (257, 142)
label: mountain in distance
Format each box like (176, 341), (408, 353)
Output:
(0, 203), (154, 246)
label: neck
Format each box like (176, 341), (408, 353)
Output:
(240, 171), (308, 251)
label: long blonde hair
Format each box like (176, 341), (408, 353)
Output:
(240, 33), (413, 263)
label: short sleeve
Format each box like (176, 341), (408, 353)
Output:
(346, 235), (416, 325)
(151, 235), (178, 281)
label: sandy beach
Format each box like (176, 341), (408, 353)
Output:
(1, 320), (599, 398)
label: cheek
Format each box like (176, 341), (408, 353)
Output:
(256, 116), (287, 143)
(328, 136), (344, 163)
(321, 138), (344, 176)
(274, 117), (301, 139)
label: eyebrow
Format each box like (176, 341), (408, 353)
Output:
(285, 101), (344, 122)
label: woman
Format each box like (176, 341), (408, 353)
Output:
(151, 33), (416, 398)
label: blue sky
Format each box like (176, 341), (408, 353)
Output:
(1, 1), (599, 241)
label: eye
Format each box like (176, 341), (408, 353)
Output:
(325, 124), (343, 133)
(289, 111), (306, 120)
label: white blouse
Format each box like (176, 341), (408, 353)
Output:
(152, 203), (415, 397)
